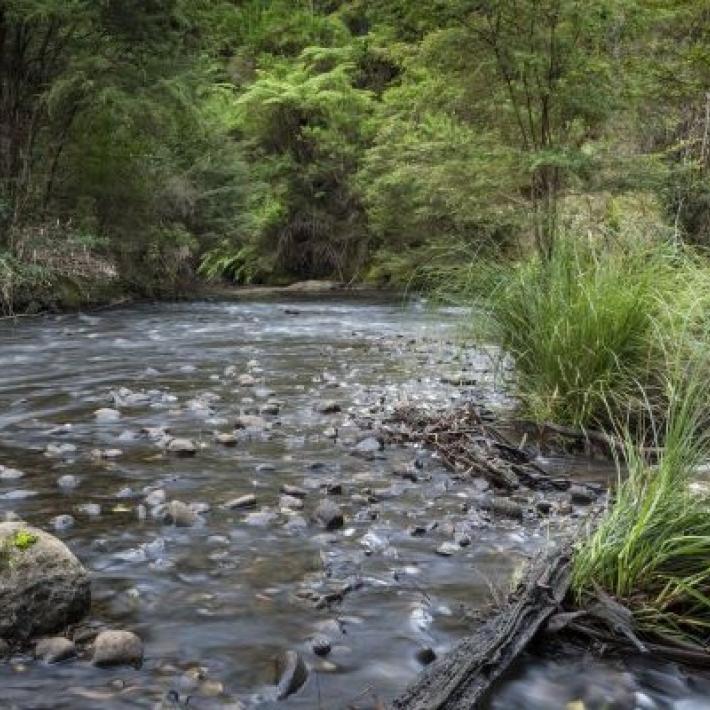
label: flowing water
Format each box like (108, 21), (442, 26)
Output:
(0, 297), (707, 709)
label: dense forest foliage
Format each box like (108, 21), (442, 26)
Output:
(1, 0), (709, 308)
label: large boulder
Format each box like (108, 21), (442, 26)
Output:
(0, 523), (90, 641)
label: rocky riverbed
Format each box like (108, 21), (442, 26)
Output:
(0, 297), (708, 709)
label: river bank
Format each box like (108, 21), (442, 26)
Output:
(1, 273), (394, 319)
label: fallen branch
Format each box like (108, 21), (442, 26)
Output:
(391, 540), (575, 709)
(383, 403), (552, 491)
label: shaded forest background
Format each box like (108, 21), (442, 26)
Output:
(1, 0), (709, 309)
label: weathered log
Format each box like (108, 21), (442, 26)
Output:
(391, 541), (574, 710)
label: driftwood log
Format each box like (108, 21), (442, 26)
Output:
(391, 541), (575, 710)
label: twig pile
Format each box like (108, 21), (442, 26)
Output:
(382, 402), (552, 491)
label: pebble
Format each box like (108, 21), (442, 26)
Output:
(316, 400), (341, 414)
(280, 495), (304, 510)
(57, 475), (79, 490)
(100, 448), (123, 459)
(224, 494), (257, 509)
(145, 489), (166, 506)
(415, 647), (437, 665)
(284, 515), (308, 532)
(167, 438), (197, 456)
(536, 500), (552, 515)
(352, 436), (382, 456)
(281, 484), (307, 498)
(76, 503), (101, 517)
(313, 500), (344, 530)
(45, 443), (77, 458)
(484, 497), (524, 521)
(94, 408), (121, 422)
(215, 432), (237, 446)
(235, 415), (267, 430)
(0, 466), (24, 480)
(35, 637), (76, 663)
(92, 630), (143, 668)
(244, 509), (277, 526)
(436, 542), (460, 556)
(51, 514), (75, 531)
(199, 679), (224, 697)
(189, 501), (210, 514)
(569, 484), (597, 504)
(311, 635), (331, 657)
(237, 374), (257, 386)
(162, 500), (198, 527)
(455, 532), (472, 547)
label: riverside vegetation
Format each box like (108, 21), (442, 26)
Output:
(2, 1), (710, 307)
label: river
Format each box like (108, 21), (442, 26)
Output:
(0, 297), (708, 709)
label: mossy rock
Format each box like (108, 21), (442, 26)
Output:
(0, 523), (91, 641)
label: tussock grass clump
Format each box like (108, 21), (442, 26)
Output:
(572, 375), (710, 643)
(458, 235), (710, 430)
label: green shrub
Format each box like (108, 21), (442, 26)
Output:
(573, 370), (710, 643)
(464, 235), (710, 429)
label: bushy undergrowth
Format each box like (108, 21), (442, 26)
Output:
(459, 235), (710, 431)
(573, 373), (710, 643)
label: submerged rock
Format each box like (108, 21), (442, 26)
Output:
(260, 401), (280, 416)
(535, 500), (552, 514)
(235, 415), (268, 430)
(244, 509), (277, 527)
(0, 523), (90, 641)
(313, 500), (344, 530)
(569, 484), (597, 505)
(162, 500), (199, 527)
(316, 400), (341, 415)
(311, 635), (331, 657)
(50, 514), (75, 531)
(280, 495), (304, 511)
(167, 438), (197, 457)
(45, 442), (77, 458)
(92, 630), (143, 668)
(35, 636), (76, 663)
(351, 436), (383, 459)
(215, 432), (237, 446)
(145, 489), (167, 507)
(436, 542), (460, 557)
(57, 475), (79, 490)
(224, 494), (257, 510)
(415, 647), (437, 665)
(481, 496), (524, 521)
(0, 466), (24, 481)
(281, 484), (307, 498)
(94, 408), (121, 422)
(275, 650), (309, 699)
(76, 503), (101, 517)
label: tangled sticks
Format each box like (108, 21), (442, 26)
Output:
(382, 402), (552, 491)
